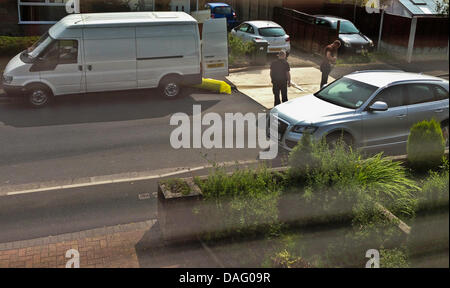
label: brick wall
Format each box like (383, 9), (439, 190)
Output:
(0, 0), (21, 36)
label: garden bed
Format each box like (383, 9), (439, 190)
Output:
(158, 125), (449, 267)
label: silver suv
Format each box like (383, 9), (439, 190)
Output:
(270, 71), (449, 151)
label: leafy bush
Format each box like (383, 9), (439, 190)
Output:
(418, 168), (449, 212)
(161, 178), (191, 196)
(287, 138), (418, 222)
(271, 249), (312, 268)
(380, 248), (409, 268)
(288, 133), (317, 178)
(228, 33), (256, 66)
(336, 52), (374, 64)
(194, 166), (281, 241)
(0, 36), (39, 56)
(407, 119), (446, 172)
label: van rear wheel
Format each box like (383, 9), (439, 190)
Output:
(159, 77), (182, 98)
(27, 84), (52, 108)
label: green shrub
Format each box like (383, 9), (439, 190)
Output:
(195, 166), (281, 241)
(271, 249), (311, 268)
(161, 178), (191, 196)
(288, 133), (317, 178)
(380, 248), (409, 268)
(287, 138), (418, 221)
(336, 52), (374, 64)
(0, 36), (40, 56)
(407, 119), (446, 172)
(228, 33), (255, 66)
(419, 171), (449, 212)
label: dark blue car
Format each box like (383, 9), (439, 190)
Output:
(205, 3), (238, 29)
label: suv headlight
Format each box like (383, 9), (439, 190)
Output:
(368, 39), (374, 47)
(292, 125), (318, 134)
(343, 41), (351, 48)
(3, 74), (13, 84)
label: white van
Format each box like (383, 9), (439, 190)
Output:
(2, 12), (228, 107)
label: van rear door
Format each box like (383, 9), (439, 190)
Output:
(202, 18), (228, 78)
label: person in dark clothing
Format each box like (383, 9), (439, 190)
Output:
(320, 40), (341, 88)
(270, 50), (291, 107)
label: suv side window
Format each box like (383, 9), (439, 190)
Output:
(372, 85), (407, 108)
(407, 84), (435, 105)
(433, 85), (449, 101)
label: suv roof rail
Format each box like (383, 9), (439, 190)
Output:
(349, 70), (405, 74)
(388, 79), (444, 85)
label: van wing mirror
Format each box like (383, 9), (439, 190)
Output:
(368, 101), (388, 112)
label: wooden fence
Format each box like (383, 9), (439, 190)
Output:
(273, 7), (339, 55)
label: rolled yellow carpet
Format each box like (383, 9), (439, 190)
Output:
(193, 78), (232, 94)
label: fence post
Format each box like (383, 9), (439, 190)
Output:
(377, 10), (385, 51)
(406, 17), (418, 63)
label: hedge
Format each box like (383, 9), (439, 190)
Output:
(0, 36), (40, 56)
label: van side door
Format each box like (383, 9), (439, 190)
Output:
(34, 38), (84, 96)
(202, 18), (229, 78)
(83, 27), (137, 93)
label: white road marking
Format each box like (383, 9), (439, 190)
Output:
(3, 159), (259, 197)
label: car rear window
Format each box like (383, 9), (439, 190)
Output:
(258, 27), (286, 37)
(214, 6), (232, 15)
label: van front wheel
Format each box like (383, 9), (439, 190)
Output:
(159, 77), (181, 98)
(27, 84), (52, 108)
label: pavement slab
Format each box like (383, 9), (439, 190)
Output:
(226, 67), (335, 109)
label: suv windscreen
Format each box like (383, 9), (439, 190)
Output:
(259, 27), (286, 37)
(315, 77), (378, 109)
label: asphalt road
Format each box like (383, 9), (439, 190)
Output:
(0, 87), (266, 187)
(0, 87), (283, 243)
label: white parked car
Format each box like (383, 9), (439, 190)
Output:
(231, 21), (290, 55)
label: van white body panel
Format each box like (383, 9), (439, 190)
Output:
(136, 24), (200, 88)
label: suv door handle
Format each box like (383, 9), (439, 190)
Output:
(435, 109), (444, 113)
(87, 65), (92, 71)
(78, 65), (83, 71)
(396, 114), (407, 119)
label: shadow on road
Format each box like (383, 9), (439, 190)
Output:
(0, 88), (220, 128)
